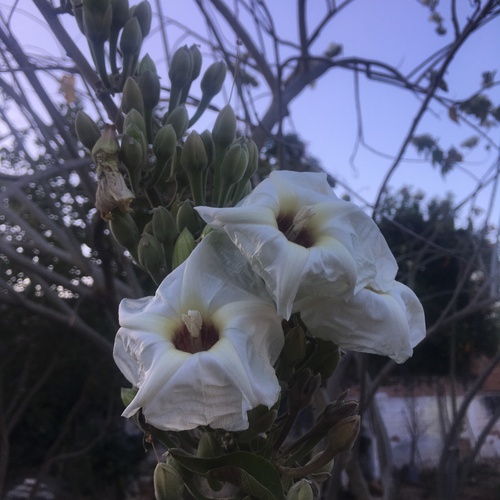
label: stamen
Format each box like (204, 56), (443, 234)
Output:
(182, 310), (202, 338)
(174, 311), (220, 353)
(279, 205), (316, 247)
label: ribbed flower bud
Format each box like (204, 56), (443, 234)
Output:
(138, 55), (160, 110)
(189, 44), (202, 81)
(220, 141), (248, 186)
(82, 0), (112, 43)
(120, 133), (144, 193)
(138, 232), (166, 284)
(327, 415), (360, 455)
(124, 109), (147, 146)
(165, 105), (189, 139)
(176, 200), (200, 236)
(152, 206), (178, 245)
(169, 45), (193, 91)
(197, 432), (221, 458)
(121, 77), (144, 116)
(111, 0), (129, 32)
(201, 61), (227, 100)
(153, 125), (177, 164)
(181, 131), (208, 175)
(120, 16), (142, 57)
(153, 463), (184, 500)
(131, 0), (152, 38)
(212, 104), (236, 150)
(230, 138), (259, 205)
(75, 110), (101, 151)
(245, 139), (259, 178)
(172, 227), (195, 269)
(109, 209), (140, 258)
(200, 130), (215, 169)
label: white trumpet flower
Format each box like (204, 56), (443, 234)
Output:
(113, 232), (283, 431)
(197, 171), (399, 319)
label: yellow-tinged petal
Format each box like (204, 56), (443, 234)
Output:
(113, 231), (283, 431)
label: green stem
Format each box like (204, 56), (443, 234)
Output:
(109, 30), (119, 76)
(90, 40), (110, 88)
(188, 171), (205, 206)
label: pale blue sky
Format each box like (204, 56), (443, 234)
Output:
(4, 0), (500, 229)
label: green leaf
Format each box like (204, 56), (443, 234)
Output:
(169, 449), (285, 499)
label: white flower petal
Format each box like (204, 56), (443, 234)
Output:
(296, 281), (426, 363)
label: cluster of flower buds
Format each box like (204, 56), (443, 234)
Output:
(71, 0), (152, 90)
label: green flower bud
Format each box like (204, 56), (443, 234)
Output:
(220, 141), (248, 186)
(286, 480), (313, 500)
(124, 109), (147, 143)
(109, 208), (140, 256)
(165, 105), (189, 139)
(308, 452), (334, 482)
(121, 134), (145, 171)
(230, 138), (259, 204)
(121, 77), (144, 116)
(149, 125), (177, 186)
(152, 206), (178, 245)
(169, 45), (193, 90)
(245, 139), (259, 178)
(200, 130), (215, 168)
(176, 199), (200, 236)
(82, 0), (112, 43)
(110, 0), (129, 32)
(131, 0), (152, 38)
(143, 220), (154, 234)
(201, 61), (227, 99)
(75, 110), (101, 151)
(154, 463), (184, 500)
(172, 227), (195, 269)
(138, 69), (160, 110)
(212, 104), (236, 150)
(189, 44), (203, 82)
(139, 53), (156, 74)
(182, 131), (208, 175)
(327, 415), (360, 456)
(120, 134), (144, 193)
(108, 0), (129, 76)
(138, 232), (166, 283)
(197, 432), (222, 458)
(120, 16), (142, 57)
(153, 124), (177, 163)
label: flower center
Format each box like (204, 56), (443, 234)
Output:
(173, 310), (219, 353)
(277, 206), (316, 248)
